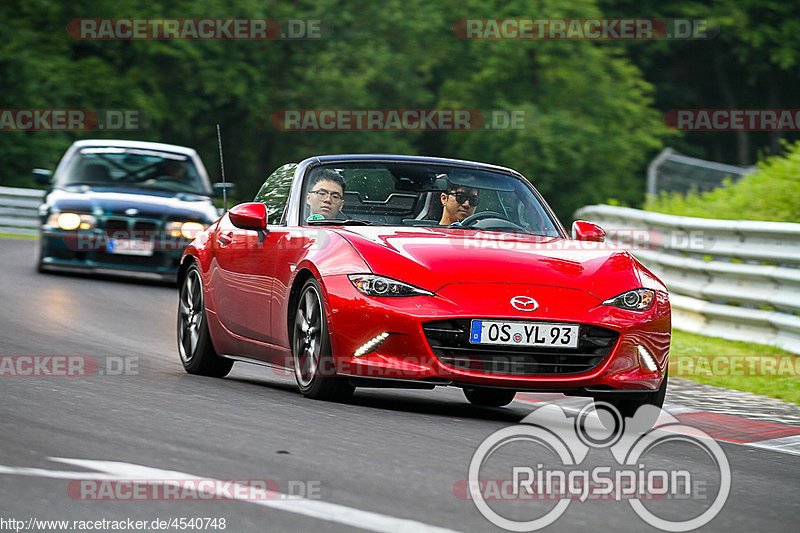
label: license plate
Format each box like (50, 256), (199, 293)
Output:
(107, 238), (154, 256)
(469, 320), (579, 349)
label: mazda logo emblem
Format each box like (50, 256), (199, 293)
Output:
(510, 296), (539, 311)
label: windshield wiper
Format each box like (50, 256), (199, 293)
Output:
(307, 218), (375, 226)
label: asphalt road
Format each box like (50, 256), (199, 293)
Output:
(1, 237), (799, 532)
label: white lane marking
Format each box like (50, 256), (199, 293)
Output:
(662, 402), (701, 415)
(0, 457), (460, 533)
(746, 435), (800, 456)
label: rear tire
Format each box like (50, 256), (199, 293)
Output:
(177, 264), (233, 377)
(463, 388), (517, 407)
(292, 278), (354, 401)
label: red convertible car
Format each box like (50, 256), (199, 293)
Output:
(177, 155), (670, 414)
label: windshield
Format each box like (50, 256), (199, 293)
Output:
(301, 162), (562, 237)
(58, 147), (210, 195)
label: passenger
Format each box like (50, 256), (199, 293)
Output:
(439, 183), (480, 225)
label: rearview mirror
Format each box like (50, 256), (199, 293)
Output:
(214, 182), (236, 197)
(32, 168), (52, 184)
(229, 202), (267, 231)
(572, 220), (606, 242)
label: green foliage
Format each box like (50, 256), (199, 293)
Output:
(645, 140), (800, 221)
(0, 0), (670, 220)
(600, 0), (800, 166)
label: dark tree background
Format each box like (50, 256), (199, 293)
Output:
(1, 0), (796, 220)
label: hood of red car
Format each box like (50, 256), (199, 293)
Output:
(335, 226), (645, 301)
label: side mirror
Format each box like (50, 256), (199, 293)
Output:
(33, 168), (53, 184)
(229, 202), (267, 231)
(572, 220), (606, 242)
(214, 182), (236, 197)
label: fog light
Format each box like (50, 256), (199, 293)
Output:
(354, 333), (389, 357)
(637, 345), (658, 372)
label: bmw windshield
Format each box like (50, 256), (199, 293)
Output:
(58, 147), (211, 195)
(301, 162), (562, 237)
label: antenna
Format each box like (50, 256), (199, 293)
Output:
(216, 123), (228, 213)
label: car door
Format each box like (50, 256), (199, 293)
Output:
(209, 214), (279, 345)
(210, 163), (296, 353)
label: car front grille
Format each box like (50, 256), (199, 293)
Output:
(103, 217), (159, 238)
(423, 319), (619, 376)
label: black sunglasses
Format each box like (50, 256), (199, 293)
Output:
(448, 191), (480, 206)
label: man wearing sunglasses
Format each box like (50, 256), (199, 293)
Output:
(306, 170), (346, 219)
(439, 184), (480, 225)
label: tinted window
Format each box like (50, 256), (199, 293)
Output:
(60, 147), (209, 195)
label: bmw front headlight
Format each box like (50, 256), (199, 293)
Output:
(348, 274), (433, 297)
(166, 221), (207, 239)
(47, 213), (96, 230)
(602, 289), (655, 311)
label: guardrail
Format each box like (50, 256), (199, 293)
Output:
(3, 187), (798, 352)
(574, 204), (800, 354)
(0, 186), (44, 236)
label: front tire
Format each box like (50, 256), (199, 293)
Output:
(292, 278), (354, 401)
(177, 263), (233, 377)
(463, 388), (517, 407)
(599, 368), (668, 429)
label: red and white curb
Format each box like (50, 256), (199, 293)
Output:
(514, 394), (800, 457)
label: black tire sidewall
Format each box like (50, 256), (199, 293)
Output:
(178, 263), (232, 377)
(294, 278), (333, 395)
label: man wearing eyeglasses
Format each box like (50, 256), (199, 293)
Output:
(439, 183), (480, 225)
(306, 170), (346, 219)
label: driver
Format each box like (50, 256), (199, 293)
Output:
(306, 169), (346, 219)
(439, 183), (480, 225)
(161, 160), (188, 181)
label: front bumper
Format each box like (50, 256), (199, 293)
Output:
(39, 229), (190, 282)
(322, 275), (671, 393)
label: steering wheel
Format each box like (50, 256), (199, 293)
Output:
(458, 211), (512, 227)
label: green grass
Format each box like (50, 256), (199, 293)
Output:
(0, 232), (37, 240)
(670, 330), (800, 405)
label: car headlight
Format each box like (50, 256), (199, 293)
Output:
(602, 289), (655, 311)
(166, 221), (206, 239)
(348, 274), (433, 297)
(47, 213), (96, 230)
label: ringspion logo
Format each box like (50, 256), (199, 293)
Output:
(466, 402), (730, 531)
